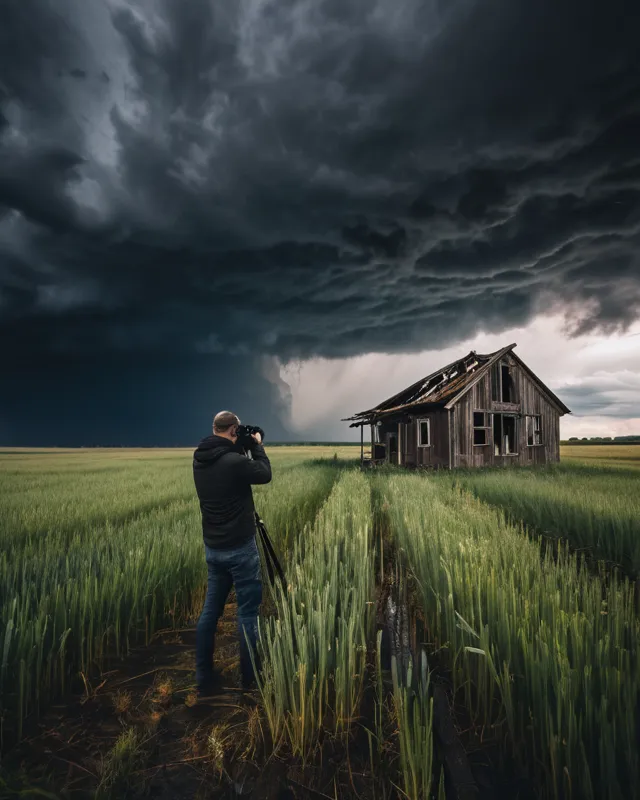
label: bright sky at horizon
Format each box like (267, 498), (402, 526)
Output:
(280, 314), (640, 441)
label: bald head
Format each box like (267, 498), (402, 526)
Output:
(213, 410), (240, 438)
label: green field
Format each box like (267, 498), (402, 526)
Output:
(560, 443), (640, 470)
(1, 445), (638, 799)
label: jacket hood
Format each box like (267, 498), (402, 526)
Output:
(193, 435), (240, 466)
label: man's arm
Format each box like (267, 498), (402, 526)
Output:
(237, 442), (272, 485)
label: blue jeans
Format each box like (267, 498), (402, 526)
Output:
(195, 536), (263, 689)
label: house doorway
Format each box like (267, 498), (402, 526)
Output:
(493, 414), (518, 455)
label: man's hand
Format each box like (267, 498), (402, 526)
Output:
(251, 432), (262, 445)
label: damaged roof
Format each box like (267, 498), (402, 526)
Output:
(342, 343), (570, 427)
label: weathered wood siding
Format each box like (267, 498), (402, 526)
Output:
(453, 372), (493, 468)
(403, 411), (450, 468)
(516, 360), (561, 466)
(373, 412), (451, 468)
(452, 354), (561, 468)
(404, 416), (417, 465)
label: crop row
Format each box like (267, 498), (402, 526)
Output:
(256, 469), (440, 799)
(444, 464), (640, 577)
(382, 472), (639, 800)
(256, 470), (376, 759)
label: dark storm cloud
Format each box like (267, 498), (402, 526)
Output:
(0, 352), (291, 447)
(1, 0), (640, 442)
(559, 372), (640, 419)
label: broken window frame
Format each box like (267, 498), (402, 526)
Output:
(491, 360), (518, 403)
(501, 364), (515, 402)
(473, 410), (491, 446)
(526, 414), (543, 446)
(417, 417), (431, 447)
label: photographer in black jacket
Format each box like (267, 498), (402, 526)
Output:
(192, 410), (272, 695)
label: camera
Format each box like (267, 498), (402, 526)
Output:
(236, 424), (265, 450)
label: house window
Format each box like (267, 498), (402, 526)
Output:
(491, 361), (517, 403)
(501, 364), (515, 402)
(526, 415), (542, 446)
(473, 411), (490, 446)
(493, 414), (518, 455)
(417, 418), (430, 447)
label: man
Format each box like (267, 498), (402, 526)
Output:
(192, 410), (272, 696)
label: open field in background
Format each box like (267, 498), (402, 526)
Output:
(0, 444), (638, 799)
(560, 443), (640, 469)
(0, 445), (361, 470)
(3, 442), (639, 466)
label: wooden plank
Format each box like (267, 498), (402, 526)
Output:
(493, 401), (521, 413)
(404, 418), (416, 466)
(440, 409), (451, 468)
(408, 413), (450, 468)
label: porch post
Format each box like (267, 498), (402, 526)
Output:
(360, 424), (364, 464)
(370, 424), (374, 462)
(397, 421), (402, 465)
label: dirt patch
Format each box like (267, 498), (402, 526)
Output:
(2, 596), (387, 800)
(3, 600), (286, 800)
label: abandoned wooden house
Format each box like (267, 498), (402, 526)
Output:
(343, 343), (571, 469)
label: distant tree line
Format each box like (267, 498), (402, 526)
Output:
(561, 435), (640, 445)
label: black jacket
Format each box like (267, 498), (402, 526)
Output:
(193, 434), (272, 550)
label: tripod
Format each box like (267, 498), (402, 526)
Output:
(242, 444), (285, 587)
(254, 511), (286, 587)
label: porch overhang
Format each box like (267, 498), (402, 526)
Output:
(343, 402), (446, 428)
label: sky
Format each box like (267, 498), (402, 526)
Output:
(1, 0), (639, 445)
